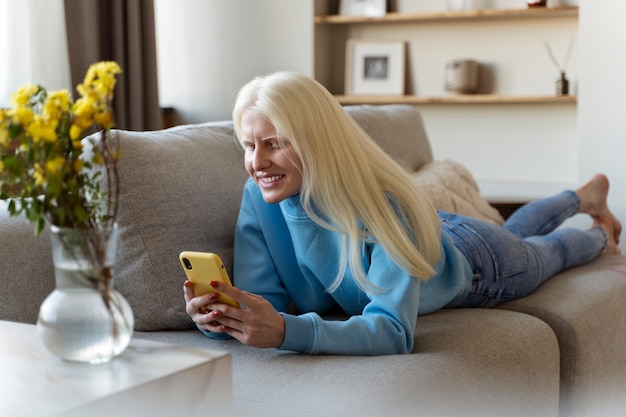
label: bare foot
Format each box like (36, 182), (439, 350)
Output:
(576, 174), (622, 244)
(594, 218), (621, 255)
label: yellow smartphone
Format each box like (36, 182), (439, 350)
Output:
(179, 251), (240, 308)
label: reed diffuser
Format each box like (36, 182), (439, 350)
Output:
(544, 38), (574, 96)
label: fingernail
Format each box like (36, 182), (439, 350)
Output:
(183, 281), (190, 288)
(210, 281), (218, 288)
(211, 310), (220, 318)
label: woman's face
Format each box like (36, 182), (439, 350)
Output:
(240, 110), (303, 204)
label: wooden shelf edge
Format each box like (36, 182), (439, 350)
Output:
(334, 94), (577, 105)
(315, 6), (578, 24)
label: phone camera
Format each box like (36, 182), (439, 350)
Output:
(183, 258), (193, 270)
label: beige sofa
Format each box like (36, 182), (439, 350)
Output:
(2, 105), (625, 417)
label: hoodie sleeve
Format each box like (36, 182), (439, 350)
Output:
(278, 242), (422, 355)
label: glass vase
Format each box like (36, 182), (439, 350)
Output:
(37, 223), (134, 364)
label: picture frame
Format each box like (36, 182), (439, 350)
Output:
(345, 39), (406, 95)
(339, 0), (386, 17)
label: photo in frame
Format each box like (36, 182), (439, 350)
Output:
(339, 0), (386, 17)
(345, 39), (406, 95)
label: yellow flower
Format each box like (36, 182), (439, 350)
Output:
(70, 96), (98, 140)
(33, 164), (46, 186)
(2, 61), (122, 235)
(79, 61), (121, 101)
(92, 61), (121, 83)
(72, 97), (97, 128)
(43, 89), (71, 121)
(72, 139), (83, 150)
(69, 124), (84, 141)
(10, 107), (34, 127)
(0, 126), (8, 147)
(73, 95), (93, 112)
(27, 117), (57, 143)
(73, 96), (95, 118)
(94, 110), (113, 129)
(10, 84), (38, 107)
(73, 159), (84, 173)
(46, 156), (66, 174)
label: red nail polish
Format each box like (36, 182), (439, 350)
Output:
(210, 281), (218, 288)
(183, 281), (190, 288)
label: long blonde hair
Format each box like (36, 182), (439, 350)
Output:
(233, 72), (441, 292)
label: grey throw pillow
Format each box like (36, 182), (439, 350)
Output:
(110, 122), (248, 331)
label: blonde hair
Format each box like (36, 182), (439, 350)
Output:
(233, 72), (441, 292)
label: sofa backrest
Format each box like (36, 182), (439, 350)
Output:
(344, 104), (433, 172)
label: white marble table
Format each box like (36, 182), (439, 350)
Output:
(0, 320), (232, 417)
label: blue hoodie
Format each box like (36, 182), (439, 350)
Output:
(209, 179), (472, 355)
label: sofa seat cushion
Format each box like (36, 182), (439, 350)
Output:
(497, 254), (626, 416)
(413, 159), (504, 225)
(135, 308), (560, 417)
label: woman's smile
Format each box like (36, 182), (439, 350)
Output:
(258, 174), (285, 185)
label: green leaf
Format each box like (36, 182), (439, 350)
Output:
(74, 204), (89, 222)
(3, 156), (24, 176)
(47, 175), (62, 197)
(35, 216), (45, 236)
(8, 122), (23, 138)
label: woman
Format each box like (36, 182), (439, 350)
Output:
(184, 72), (621, 355)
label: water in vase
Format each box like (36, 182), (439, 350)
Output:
(37, 260), (134, 364)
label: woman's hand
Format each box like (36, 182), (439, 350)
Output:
(183, 280), (285, 348)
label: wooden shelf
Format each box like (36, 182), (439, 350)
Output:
(334, 94), (577, 105)
(315, 6), (578, 25)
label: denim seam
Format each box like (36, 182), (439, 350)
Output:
(458, 222), (529, 280)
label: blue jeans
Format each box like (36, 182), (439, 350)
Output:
(439, 190), (607, 308)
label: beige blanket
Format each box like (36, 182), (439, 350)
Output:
(413, 160), (505, 225)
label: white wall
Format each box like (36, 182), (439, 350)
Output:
(0, 0), (71, 106)
(578, 0), (626, 252)
(154, 0), (313, 123)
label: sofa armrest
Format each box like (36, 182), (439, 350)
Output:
(0, 202), (55, 324)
